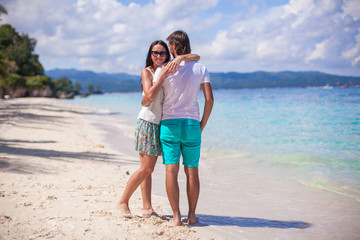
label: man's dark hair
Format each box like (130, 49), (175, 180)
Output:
(166, 30), (191, 55)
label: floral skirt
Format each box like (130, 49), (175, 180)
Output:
(134, 118), (162, 156)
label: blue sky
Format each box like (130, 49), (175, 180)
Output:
(2, 0), (360, 76)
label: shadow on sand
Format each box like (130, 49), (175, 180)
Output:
(0, 140), (138, 175)
(0, 101), (134, 175)
(0, 102), (121, 116)
(192, 214), (312, 229)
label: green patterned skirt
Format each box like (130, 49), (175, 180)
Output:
(134, 118), (162, 156)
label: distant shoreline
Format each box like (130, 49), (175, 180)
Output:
(45, 68), (360, 93)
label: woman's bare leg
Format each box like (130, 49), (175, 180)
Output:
(141, 171), (155, 216)
(117, 154), (157, 217)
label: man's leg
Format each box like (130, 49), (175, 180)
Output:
(184, 166), (199, 224)
(165, 163), (182, 226)
(160, 119), (182, 226)
(181, 119), (201, 224)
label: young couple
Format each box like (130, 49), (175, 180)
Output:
(117, 30), (214, 226)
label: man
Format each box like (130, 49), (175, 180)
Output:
(154, 30), (214, 226)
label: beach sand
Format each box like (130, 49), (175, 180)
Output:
(0, 98), (219, 240)
(1, 97), (360, 240)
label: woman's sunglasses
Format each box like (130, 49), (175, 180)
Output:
(151, 51), (167, 57)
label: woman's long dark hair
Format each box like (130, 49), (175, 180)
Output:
(140, 40), (170, 90)
(145, 40), (170, 67)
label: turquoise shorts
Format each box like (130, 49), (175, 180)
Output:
(160, 119), (201, 167)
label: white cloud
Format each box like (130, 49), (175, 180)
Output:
(197, 0), (360, 75)
(113, 23), (127, 34)
(193, 13), (222, 31)
(108, 43), (127, 55)
(153, 0), (218, 21)
(1, 0), (360, 76)
(306, 39), (330, 61)
(343, 0), (360, 20)
(342, 32), (360, 66)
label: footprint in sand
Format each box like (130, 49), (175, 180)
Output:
(43, 184), (57, 189)
(47, 195), (57, 200)
(0, 215), (12, 224)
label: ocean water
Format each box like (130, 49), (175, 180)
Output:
(65, 87), (360, 202)
(202, 88), (360, 201)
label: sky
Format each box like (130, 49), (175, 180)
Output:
(2, 0), (360, 76)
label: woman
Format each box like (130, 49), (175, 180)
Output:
(117, 40), (200, 217)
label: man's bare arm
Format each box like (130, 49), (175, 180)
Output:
(200, 82), (214, 132)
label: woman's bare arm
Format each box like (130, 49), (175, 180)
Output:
(141, 66), (169, 106)
(141, 54), (201, 106)
(166, 54), (200, 73)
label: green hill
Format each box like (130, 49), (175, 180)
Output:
(46, 69), (360, 93)
(45, 68), (141, 92)
(209, 71), (360, 89)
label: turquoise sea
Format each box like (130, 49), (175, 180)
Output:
(65, 87), (360, 202)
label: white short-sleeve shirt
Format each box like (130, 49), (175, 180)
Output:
(154, 61), (210, 121)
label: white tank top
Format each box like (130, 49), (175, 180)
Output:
(137, 67), (163, 124)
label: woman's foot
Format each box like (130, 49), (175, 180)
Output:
(142, 208), (156, 218)
(116, 202), (133, 218)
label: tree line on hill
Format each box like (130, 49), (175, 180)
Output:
(0, 4), (75, 99)
(45, 68), (139, 93)
(209, 71), (360, 89)
(0, 24), (75, 99)
(45, 68), (360, 93)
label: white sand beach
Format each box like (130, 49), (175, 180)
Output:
(0, 98), (220, 240)
(1, 97), (360, 240)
